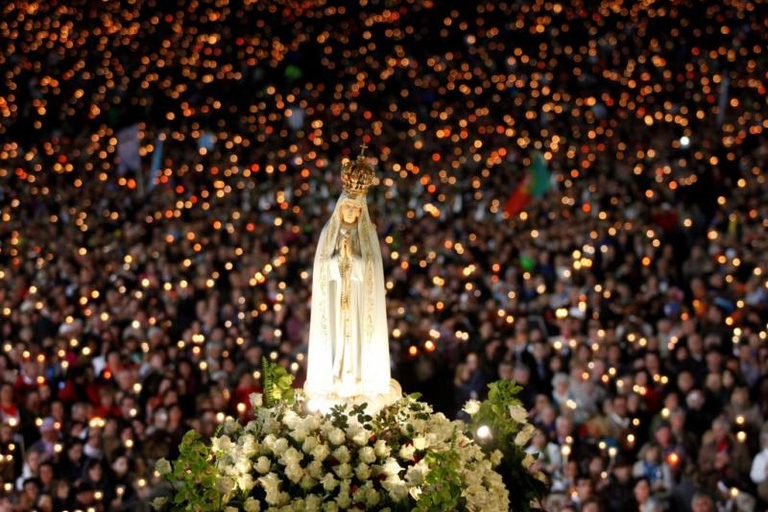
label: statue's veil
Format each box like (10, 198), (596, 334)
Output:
(305, 192), (391, 395)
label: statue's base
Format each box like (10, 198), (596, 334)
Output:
(303, 379), (402, 415)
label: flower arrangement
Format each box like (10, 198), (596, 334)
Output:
(463, 380), (547, 512)
(153, 361), (544, 511)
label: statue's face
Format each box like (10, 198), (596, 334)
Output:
(340, 200), (362, 224)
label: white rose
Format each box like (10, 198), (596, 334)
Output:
(522, 453), (536, 470)
(383, 477), (408, 501)
(258, 472), (282, 505)
(155, 458), (171, 475)
(382, 457), (403, 477)
(462, 399), (481, 416)
(305, 494), (322, 512)
(323, 502), (339, 512)
(334, 462), (353, 479)
(281, 447), (303, 467)
(241, 434), (259, 457)
(412, 437), (427, 451)
(352, 486), (367, 504)
(307, 460), (324, 479)
(212, 435), (232, 453)
(355, 462), (371, 480)
(328, 427), (346, 446)
(398, 444), (415, 461)
(216, 476), (234, 494)
(277, 491), (291, 506)
(335, 492), (351, 509)
(302, 436), (319, 453)
(255, 456), (272, 474)
(514, 423), (536, 446)
(365, 487), (381, 506)
(374, 439), (390, 458)
(332, 445), (350, 464)
(282, 409), (300, 428)
(311, 443), (330, 462)
(321, 473), (338, 491)
(352, 428), (370, 446)
(225, 507), (238, 512)
(244, 497), (260, 512)
(262, 434), (277, 452)
(259, 414), (277, 435)
(285, 462), (303, 484)
(235, 456), (251, 474)
(358, 446), (376, 464)
(508, 404), (528, 423)
(250, 392), (263, 408)
(237, 473), (256, 493)
(272, 438), (289, 455)
(404, 462), (427, 487)
(290, 425), (309, 443)
(300, 474), (316, 490)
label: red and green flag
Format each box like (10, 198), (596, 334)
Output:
(503, 152), (550, 217)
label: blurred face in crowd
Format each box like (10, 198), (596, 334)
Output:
(612, 396), (627, 417)
(670, 410), (686, 431)
(39, 463), (54, 487)
(555, 416), (572, 438)
(0, 383), (12, 404)
(576, 478), (593, 501)
(36, 494), (53, 512)
(23, 481), (40, 503)
(87, 462), (102, 482)
(540, 405), (556, 425)
(644, 446), (660, 464)
(711, 420), (729, 443)
(692, 495), (714, 512)
(654, 425), (671, 446)
(677, 372), (694, 394)
(634, 479), (650, 504)
(508, 364), (525, 383)
(613, 464), (631, 483)
(112, 455), (129, 477)
(67, 443), (83, 463)
(588, 456), (604, 477)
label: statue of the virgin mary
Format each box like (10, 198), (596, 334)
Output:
(305, 146), (399, 411)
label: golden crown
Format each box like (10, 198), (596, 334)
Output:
(340, 143), (376, 197)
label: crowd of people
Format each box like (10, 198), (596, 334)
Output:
(1, 0), (767, 510)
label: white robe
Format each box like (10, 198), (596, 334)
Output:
(328, 227), (365, 387)
(305, 192), (391, 399)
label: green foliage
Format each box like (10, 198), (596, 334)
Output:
(415, 429), (466, 511)
(350, 402), (373, 424)
(416, 449), (466, 511)
(261, 356), (274, 407)
(153, 431), (222, 511)
(473, 379), (524, 438)
(468, 380), (547, 512)
(261, 356), (295, 407)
